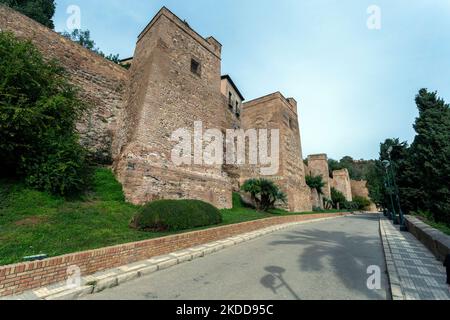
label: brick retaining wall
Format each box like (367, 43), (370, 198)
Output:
(0, 212), (347, 297)
(405, 216), (450, 262)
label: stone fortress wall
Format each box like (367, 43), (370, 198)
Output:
(331, 169), (353, 202)
(112, 8), (233, 208)
(111, 7), (314, 211)
(305, 154), (332, 199)
(239, 93), (312, 212)
(351, 180), (378, 212)
(0, 5), (376, 212)
(304, 154), (377, 210)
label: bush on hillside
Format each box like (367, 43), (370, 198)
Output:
(130, 200), (223, 232)
(352, 196), (371, 211)
(0, 32), (90, 195)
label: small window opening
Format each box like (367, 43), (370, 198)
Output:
(191, 59), (201, 76)
(289, 118), (294, 130)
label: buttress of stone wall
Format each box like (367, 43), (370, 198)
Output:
(113, 8), (233, 209)
(351, 180), (378, 212)
(310, 188), (324, 210)
(240, 93), (312, 212)
(307, 154), (331, 199)
(0, 5), (129, 164)
(331, 169), (353, 202)
(351, 180), (370, 198)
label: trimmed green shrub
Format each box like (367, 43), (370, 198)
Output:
(130, 200), (223, 232)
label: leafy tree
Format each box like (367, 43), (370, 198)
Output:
(409, 89), (450, 223)
(331, 188), (346, 209)
(353, 196), (371, 211)
(328, 157), (375, 181)
(0, 0), (55, 28)
(61, 29), (96, 51)
(0, 32), (89, 195)
(305, 175), (325, 195)
(328, 159), (343, 177)
(376, 89), (450, 225)
(328, 157), (381, 203)
(378, 138), (421, 215)
(241, 179), (287, 212)
(61, 29), (125, 66)
(365, 160), (385, 207)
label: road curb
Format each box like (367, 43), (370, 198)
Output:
(379, 216), (406, 300)
(8, 214), (351, 300)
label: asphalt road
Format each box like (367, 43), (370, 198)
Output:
(83, 213), (389, 300)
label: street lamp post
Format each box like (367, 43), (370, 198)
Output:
(384, 147), (407, 231)
(383, 160), (397, 223)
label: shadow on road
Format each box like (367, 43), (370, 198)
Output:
(260, 266), (302, 300)
(265, 214), (387, 300)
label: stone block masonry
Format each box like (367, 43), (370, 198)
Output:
(306, 154), (331, 199)
(331, 168), (353, 202)
(0, 4), (315, 210)
(240, 93), (312, 212)
(0, 4), (129, 164)
(0, 213), (347, 297)
(351, 179), (377, 211)
(113, 8), (233, 209)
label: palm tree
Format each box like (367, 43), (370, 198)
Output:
(305, 175), (325, 195)
(241, 178), (287, 212)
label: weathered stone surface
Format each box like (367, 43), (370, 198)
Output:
(240, 93), (312, 212)
(113, 8), (233, 209)
(310, 188), (324, 210)
(331, 169), (353, 202)
(306, 154), (331, 199)
(351, 179), (377, 211)
(1, 5), (314, 211)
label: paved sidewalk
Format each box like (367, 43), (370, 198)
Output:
(380, 217), (450, 300)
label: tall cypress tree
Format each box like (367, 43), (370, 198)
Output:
(409, 89), (450, 223)
(0, 0), (56, 29)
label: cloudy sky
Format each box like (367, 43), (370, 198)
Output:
(53, 0), (450, 160)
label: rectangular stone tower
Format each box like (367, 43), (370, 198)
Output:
(113, 7), (232, 208)
(306, 154), (331, 199)
(239, 92), (312, 212)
